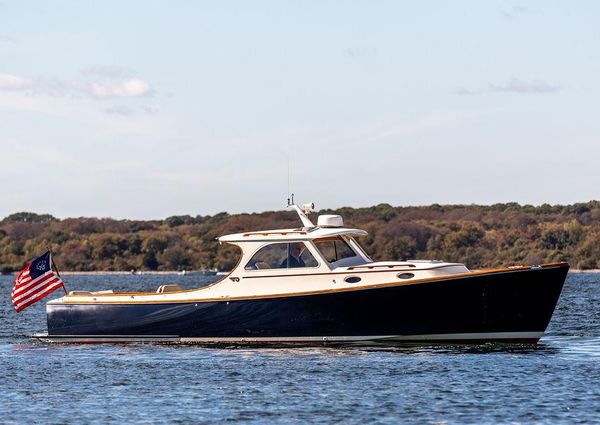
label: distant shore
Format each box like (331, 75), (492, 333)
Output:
(570, 269), (600, 273)
(2, 203), (599, 273)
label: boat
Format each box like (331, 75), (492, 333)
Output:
(34, 201), (568, 344)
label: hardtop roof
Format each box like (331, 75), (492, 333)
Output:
(218, 226), (368, 243)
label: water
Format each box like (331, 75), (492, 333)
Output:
(1, 272), (599, 424)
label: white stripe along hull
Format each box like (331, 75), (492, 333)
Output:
(33, 331), (544, 344)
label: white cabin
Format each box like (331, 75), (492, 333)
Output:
(53, 206), (469, 305)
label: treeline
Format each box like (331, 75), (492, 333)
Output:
(0, 201), (599, 273)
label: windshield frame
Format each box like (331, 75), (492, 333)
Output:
(346, 237), (373, 263)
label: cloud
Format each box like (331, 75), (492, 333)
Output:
(458, 78), (561, 96)
(1, 76), (87, 98)
(456, 87), (481, 96)
(0, 72), (153, 100)
(0, 34), (16, 43)
(81, 66), (153, 99)
(143, 105), (159, 115)
(345, 47), (377, 58)
(79, 65), (132, 78)
(502, 5), (532, 19)
(103, 105), (160, 116)
(489, 78), (561, 94)
(104, 105), (135, 116)
(90, 78), (152, 98)
(0, 74), (33, 89)
(33, 78), (85, 98)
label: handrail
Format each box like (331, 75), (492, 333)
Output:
(347, 264), (417, 270)
(243, 231), (307, 237)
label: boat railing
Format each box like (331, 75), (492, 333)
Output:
(347, 264), (417, 271)
(242, 231), (308, 237)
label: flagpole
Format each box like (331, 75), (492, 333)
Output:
(49, 250), (68, 295)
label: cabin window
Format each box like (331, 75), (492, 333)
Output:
(245, 242), (319, 270)
(314, 237), (357, 264)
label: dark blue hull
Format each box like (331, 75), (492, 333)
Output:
(43, 263), (568, 343)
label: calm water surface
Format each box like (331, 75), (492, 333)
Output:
(1, 272), (599, 424)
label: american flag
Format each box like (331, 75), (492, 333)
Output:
(11, 251), (65, 313)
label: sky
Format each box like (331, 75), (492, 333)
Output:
(1, 1), (599, 219)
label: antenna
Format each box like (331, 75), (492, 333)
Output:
(286, 158), (294, 207)
(284, 157), (314, 226)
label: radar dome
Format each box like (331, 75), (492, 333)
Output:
(317, 215), (343, 227)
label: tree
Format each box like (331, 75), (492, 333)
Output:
(143, 251), (159, 270)
(1, 212), (57, 224)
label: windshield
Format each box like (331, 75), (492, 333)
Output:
(245, 242), (319, 270)
(313, 237), (358, 264)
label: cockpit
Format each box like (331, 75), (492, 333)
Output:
(218, 207), (374, 273)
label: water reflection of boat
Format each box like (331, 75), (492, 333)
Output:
(35, 201), (568, 344)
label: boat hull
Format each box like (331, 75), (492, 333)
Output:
(42, 263), (568, 344)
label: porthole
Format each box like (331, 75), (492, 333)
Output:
(397, 273), (415, 280)
(344, 276), (362, 284)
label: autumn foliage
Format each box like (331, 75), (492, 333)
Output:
(1, 201), (599, 273)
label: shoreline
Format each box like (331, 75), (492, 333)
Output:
(569, 269), (600, 273)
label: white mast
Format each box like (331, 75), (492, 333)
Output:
(287, 194), (315, 227)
